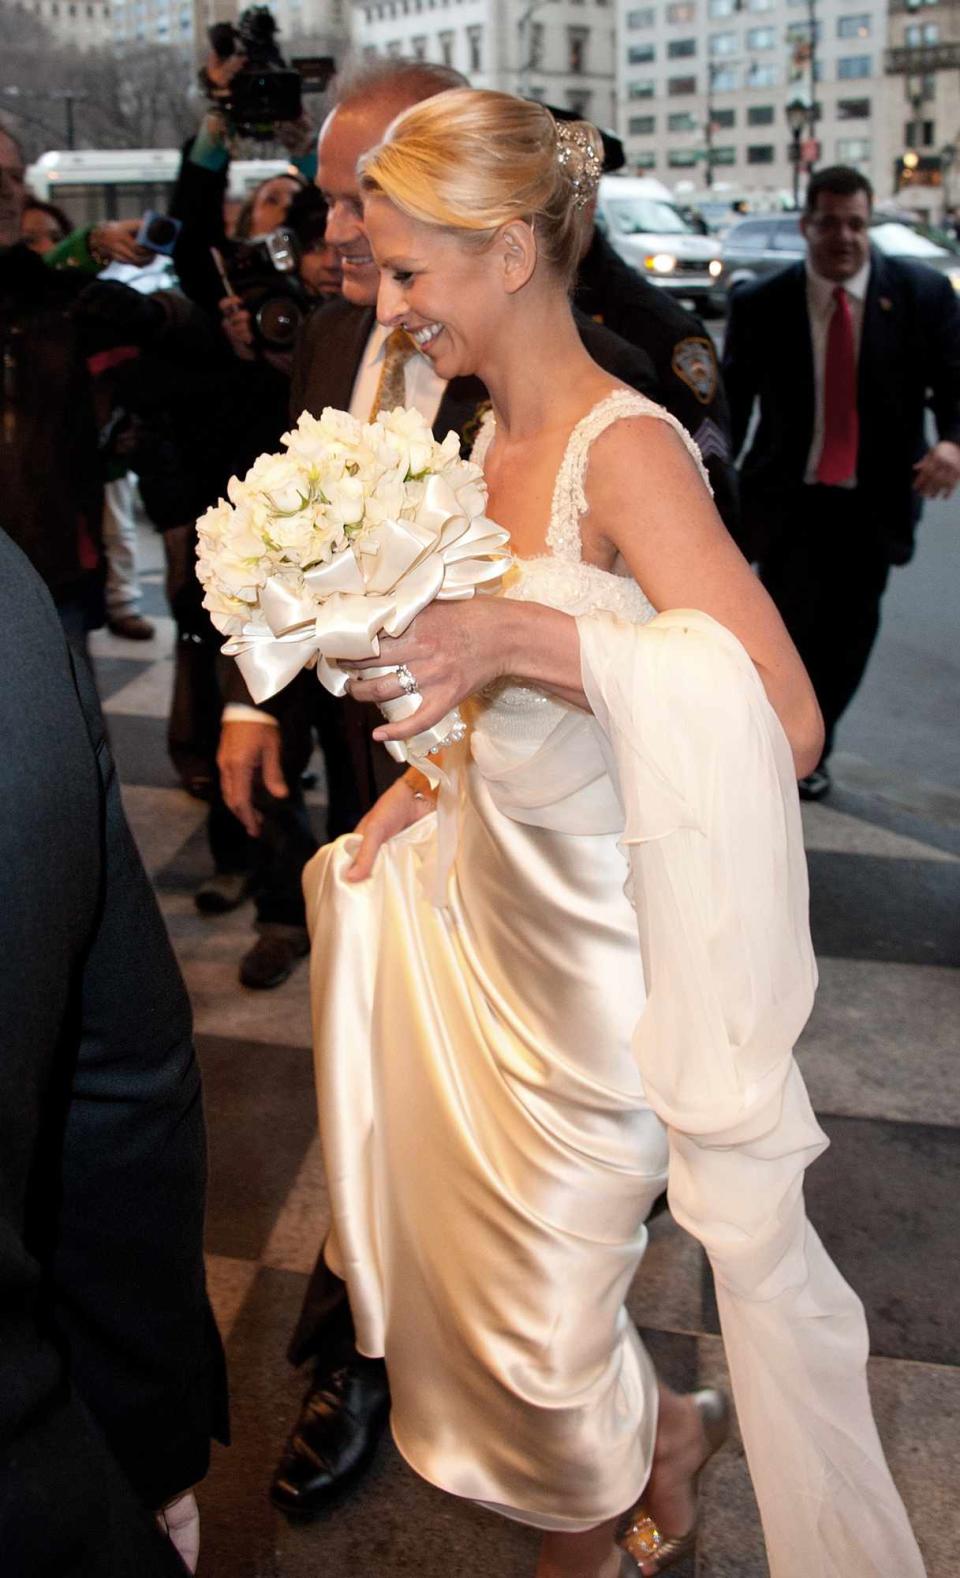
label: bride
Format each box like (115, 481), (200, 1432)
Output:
(301, 89), (925, 1578)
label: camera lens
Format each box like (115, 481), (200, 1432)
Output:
(145, 216), (178, 249)
(256, 295), (302, 350)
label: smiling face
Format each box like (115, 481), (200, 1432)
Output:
(801, 189), (872, 283)
(315, 98), (406, 305)
(365, 194), (512, 380)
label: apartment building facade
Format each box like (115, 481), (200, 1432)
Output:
(883, 0), (960, 213)
(615, 0), (887, 197)
(350, 0), (617, 126)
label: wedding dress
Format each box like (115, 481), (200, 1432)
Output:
(303, 390), (925, 1575)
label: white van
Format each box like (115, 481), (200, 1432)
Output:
(594, 175), (723, 314)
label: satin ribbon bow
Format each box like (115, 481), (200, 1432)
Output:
(222, 472), (510, 761)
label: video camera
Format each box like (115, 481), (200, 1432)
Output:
(206, 7), (335, 139)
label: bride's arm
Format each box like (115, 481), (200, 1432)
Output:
(582, 415), (823, 776)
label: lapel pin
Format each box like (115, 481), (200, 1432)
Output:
(879, 297), (893, 311)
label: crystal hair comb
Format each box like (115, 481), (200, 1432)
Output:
(554, 120), (602, 210)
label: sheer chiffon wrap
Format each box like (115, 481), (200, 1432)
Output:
(577, 607), (925, 1577)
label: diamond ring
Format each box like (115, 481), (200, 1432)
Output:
(395, 663), (420, 695)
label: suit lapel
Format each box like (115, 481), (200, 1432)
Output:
(858, 250), (896, 438)
(304, 303), (375, 415)
(434, 375), (490, 454)
(784, 263), (815, 446)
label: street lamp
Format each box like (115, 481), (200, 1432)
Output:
(786, 95), (809, 210)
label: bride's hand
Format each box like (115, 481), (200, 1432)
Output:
(346, 773), (435, 882)
(340, 599), (507, 746)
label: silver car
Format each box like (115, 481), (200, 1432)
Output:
(714, 213), (960, 307)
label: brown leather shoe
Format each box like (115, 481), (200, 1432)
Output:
(108, 613), (155, 641)
(239, 928), (309, 989)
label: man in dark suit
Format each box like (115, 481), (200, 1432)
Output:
(722, 165), (960, 798)
(0, 527), (228, 1575)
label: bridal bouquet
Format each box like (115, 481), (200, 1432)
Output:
(196, 405), (510, 762)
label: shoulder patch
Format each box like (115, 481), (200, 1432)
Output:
(671, 336), (718, 406)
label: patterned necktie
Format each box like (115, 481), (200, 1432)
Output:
(369, 328), (416, 420)
(817, 285), (859, 487)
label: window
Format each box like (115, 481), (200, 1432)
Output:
(634, 151), (657, 168)
(628, 78), (656, 97)
(837, 136), (871, 161)
(747, 25), (775, 48)
(568, 25), (589, 71)
(528, 20), (544, 67)
(786, 19), (820, 42)
(905, 121), (935, 148)
(837, 97), (870, 119)
(905, 21), (938, 44)
(628, 42), (655, 61)
(668, 74), (698, 94)
(730, 219), (770, 249)
(668, 148), (700, 167)
(748, 104), (774, 125)
(770, 218), (802, 249)
(712, 146), (736, 164)
(668, 37), (696, 56)
(466, 23), (482, 69)
(666, 0), (696, 19)
(747, 144), (774, 163)
(626, 5), (654, 24)
(747, 0), (774, 11)
(668, 110), (698, 130)
(566, 88), (593, 115)
(747, 62), (778, 86)
(710, 64), (739, 89)
(411, 34), (427, 57)
(707, 0), (734, 16)
(709, 30), (737, 54)
(386, 39), (403, 56)
(629, 114), (656, 134)
(712, 105), (735, 126)
(837, 13), (870, 37)
(838, 55), (871, 78)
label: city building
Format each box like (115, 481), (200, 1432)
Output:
(615, 0), (888, 199)
(349, 0), (617, 127)
(109, 0), (347, 62)
(882, 0), (960, 215)
(8, 0), (112, 50)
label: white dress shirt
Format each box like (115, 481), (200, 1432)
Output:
(224, 322), (448, 726)
(804, 257), (870, 488)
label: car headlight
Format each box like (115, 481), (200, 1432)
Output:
(949, 270), (960, 293)
(708, 259), (723, 278)
(645, 253), (677, 274)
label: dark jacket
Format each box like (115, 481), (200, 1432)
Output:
(722, 250), (960, 563)
(0, 243), (104, 606)
(0, 528), (228, 1575)
(575, 231), (740, 533)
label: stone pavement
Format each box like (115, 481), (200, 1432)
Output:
(92, 534), (959, 1578)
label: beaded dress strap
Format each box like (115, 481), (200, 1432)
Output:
(546, 390), (713, 564)
(470, 407), (497, 469)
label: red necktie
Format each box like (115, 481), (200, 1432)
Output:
(817, 285), (859, 486)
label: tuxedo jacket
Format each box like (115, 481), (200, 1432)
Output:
(721, 250), (960, 563)
(0, 528), (228, 1575)
(223, 297), (658, 710)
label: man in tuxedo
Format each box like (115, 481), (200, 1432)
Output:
(722, 165), (960, 798)
(217, 59), (660, 991)
(0, 527), (228, 1575)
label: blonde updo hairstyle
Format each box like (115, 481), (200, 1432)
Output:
(358, 88), (603, 286)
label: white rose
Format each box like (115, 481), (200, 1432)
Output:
(376, 406), (435, 477)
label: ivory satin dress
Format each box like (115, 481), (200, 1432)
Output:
(302, 392), (926, 1574)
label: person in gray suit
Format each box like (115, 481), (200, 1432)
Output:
(0, 526), (228, 1575)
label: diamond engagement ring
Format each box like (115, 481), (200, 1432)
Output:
(395, 664), (419, 695)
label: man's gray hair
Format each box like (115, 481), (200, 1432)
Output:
(335, 57), (468, 111)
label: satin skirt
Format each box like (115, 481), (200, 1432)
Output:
(304, 758), (670, 1531)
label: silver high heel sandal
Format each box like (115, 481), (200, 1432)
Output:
(618, 1389), (730, 1575)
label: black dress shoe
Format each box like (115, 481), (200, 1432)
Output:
(271, 1349), (390, 1516)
